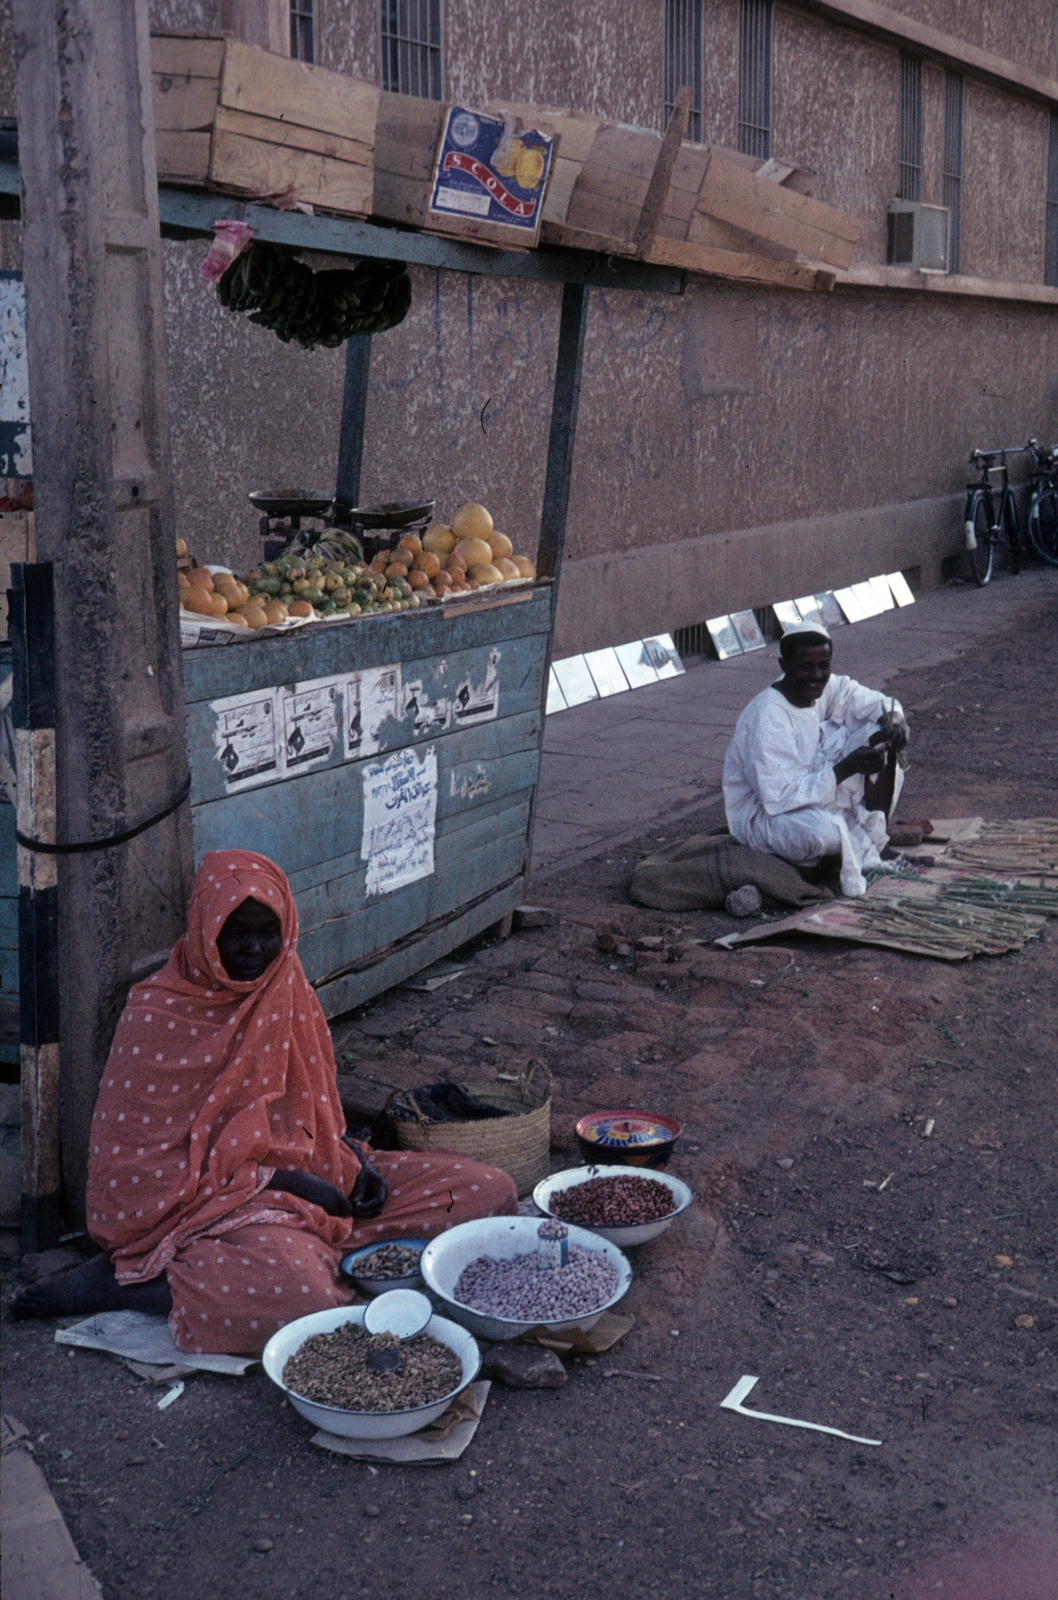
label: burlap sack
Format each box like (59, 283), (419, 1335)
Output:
(629, 834), (833, 912)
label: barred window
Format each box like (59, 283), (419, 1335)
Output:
(381, 0), (443, 101)
(738, 0), (772, 160)
(942, 71), (963, 275)
(290, 0), (314, 64)
(664, 0), (702, 143)
(897, 52), (923, 201)
(1046, 111), (1058, 289)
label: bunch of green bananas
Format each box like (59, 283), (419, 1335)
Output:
(217, 243), (412, 349)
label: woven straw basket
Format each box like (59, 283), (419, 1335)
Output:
(390, 1062), (552, 1197)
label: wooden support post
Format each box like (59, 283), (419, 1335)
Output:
(536, 283), (590, 585)
(634, 87), (692, 257)
(526, 281), (589, 872)
(9, 564), (61, 1252)
(335, 334), (373, 513)
(12, 0), (194, 1223)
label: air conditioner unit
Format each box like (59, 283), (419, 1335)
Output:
(887, 201), (950, 272)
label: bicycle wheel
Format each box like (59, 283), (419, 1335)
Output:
(965, 491), (994, 586)
(1027, 487), (1058, 566)
(1002, 492), (1020, 575)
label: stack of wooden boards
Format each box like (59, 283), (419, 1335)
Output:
(151, 33), (862, 292)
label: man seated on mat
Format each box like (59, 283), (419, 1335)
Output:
(722, 624), (910, 897)
(12, 851), (516, 1354)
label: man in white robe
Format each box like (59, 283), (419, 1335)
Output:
(722, 625), (909, 897)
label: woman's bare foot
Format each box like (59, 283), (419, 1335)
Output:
(10, 1252), (172, 1320)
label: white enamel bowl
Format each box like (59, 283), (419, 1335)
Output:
(262, 1303), (480, 1439)
(533, 1166), (694, 1248)
(419, 1215), (632, 1343)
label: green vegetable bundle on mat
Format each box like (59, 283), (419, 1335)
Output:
(217, 243), (412, 349)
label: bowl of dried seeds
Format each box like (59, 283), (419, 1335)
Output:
(533, 1166), (693, 1248)
(340, 1239), (427, 1296)
(262, 1304), (481, 1438)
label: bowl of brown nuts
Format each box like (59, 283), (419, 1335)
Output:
(533, 1166), (693, 1247)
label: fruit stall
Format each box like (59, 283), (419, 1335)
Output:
(0, 91), (689, 1027)
(169, 197), (683, 1014)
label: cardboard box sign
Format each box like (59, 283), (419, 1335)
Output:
(427, 106), (555, 248)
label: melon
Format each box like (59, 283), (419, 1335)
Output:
(493, 557), (518, 580)
(512, 555), (537, 579)
(451, 502), (493, 541)
(454, 536), (493, 569)
(468, 562), (503, 585)
(487, 530), (513, 559)
(422, 523), (456, 554)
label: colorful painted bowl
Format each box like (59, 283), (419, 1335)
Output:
(575, 1110), (681, 1169)
(339, 1239), (427, 1297)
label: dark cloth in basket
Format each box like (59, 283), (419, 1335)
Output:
(629, 833), (834, 912)
(389, 1082), (510, 1124)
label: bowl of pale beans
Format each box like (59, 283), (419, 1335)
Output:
(419, 1215), (632, 1342)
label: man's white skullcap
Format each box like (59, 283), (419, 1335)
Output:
(781, 620), (832, 642)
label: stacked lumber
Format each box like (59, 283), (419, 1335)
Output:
(148, 36), (862, 292)
(491, 99), (863, 292)
(151, 33), (377, 217)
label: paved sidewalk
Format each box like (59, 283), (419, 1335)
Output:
(532, 566), (1058, 875)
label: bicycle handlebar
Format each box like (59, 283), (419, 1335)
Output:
(967, 441), (1044, 467)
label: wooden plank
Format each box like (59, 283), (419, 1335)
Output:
(209, 129), (374, 216)
(181, 589), (553, 705)
(686, 209), (798, 261)
(694, 155), (862, 269)
(219, 38), (379, 150)
(634, 87), (691, 256)
(185, 637), (546, 805)
(371, 169), (428, 226)
(540, 220), (637, 256)
(155, 130), (212, 184)
(149, 34), (226, 80)
(541, 155), (581, 226)
(152, 74), (218, 131)
(645, 233), (836, 292)
(314, 877), (525, 1017)
(213, 105), (371, 167)
(297, 795), (531, 984)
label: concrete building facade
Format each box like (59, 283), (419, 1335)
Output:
(2, 0), (1056, 655)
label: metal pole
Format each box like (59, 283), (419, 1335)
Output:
(12, 0), (194, 1222)
(335, 334), (373, 512)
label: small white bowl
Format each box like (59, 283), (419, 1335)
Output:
(262, 1304), (480, 1439)
(419, 1215), (632, 1343)
(533, 1166), (693, 1247)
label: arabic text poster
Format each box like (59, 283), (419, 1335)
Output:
(429, 108), (553, 236)
(280, 676), (341, 772)
(361, 746), (438, 897)
(210, 689), (281, 790)
(344, 664), (402, 760)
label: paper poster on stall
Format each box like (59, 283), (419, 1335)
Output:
(452, 648), (501, 726)
(210, 688), (281, 790)
(280, 676), (341, 773)
(428, 107), (554, 238)
(361, 745), (438, 897)
(344, 664), (402, 760)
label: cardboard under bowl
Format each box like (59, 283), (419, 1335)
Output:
(575, 1109), (681, 1170)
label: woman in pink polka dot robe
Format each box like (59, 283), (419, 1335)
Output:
(18, 852), (515, 1354)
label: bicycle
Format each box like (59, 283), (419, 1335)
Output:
(963, 444), (1028, 587)
(1026, 438), (1058, 567)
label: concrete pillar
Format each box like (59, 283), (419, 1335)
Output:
(12, 0), (194, 1222)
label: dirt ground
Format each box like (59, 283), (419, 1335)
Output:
(2, 608), (1056, 1600)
